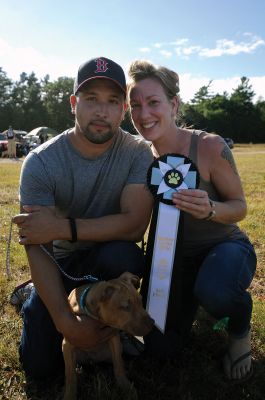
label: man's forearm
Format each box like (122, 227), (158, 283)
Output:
(25, 244), (74, 332)
(15, 185), (153, 245)
(69, 213), (148, 243)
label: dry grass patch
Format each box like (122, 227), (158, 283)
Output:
(0, 146), (265, 400)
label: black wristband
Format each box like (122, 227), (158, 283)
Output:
(68, 218), (77, 243)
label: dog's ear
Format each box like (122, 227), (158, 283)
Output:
(119, 272), (140, 289)
(100, 284), (116, 302)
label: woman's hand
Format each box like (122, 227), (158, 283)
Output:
(172, 189), (212, 219)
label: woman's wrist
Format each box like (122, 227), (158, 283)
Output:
(203, 199), (216, 221)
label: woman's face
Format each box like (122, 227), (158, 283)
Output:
(129, 78), (178, 142)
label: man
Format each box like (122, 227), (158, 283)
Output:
(13, 57), (153, 379)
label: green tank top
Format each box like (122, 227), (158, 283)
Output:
(183, 130), (247, 256)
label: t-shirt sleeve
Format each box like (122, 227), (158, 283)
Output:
(19, 152), (55, 206)
(126, 141), (153, 185)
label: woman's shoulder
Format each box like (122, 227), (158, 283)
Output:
(195, 131), (233, 177)
(199, 131), (228, 155)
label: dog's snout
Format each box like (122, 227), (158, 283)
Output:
(145, 315), (155, 331)
(131, 314), (155, 336)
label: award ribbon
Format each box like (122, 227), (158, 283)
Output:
(146, 153), (199, 333)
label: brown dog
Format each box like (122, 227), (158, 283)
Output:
(62, 272), (154, 400)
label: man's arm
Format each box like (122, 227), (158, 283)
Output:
(13, 183), (153, 346)
(15, 203), (114, 348)
(14, 183), (154, 245)
(22, 244), (115, 348)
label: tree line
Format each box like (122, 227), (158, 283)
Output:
(1, 68), (264, 142)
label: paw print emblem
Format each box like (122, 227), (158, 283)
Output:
(168, 172), (180, 185)
(164, 169), (183, 189)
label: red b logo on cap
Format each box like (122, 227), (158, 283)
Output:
(95, 58), (108, 73)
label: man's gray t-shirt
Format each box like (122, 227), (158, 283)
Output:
(20, 128), (153, 257)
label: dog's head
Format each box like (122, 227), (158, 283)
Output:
(87, 272), (154, 336)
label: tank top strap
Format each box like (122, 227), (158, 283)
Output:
(188, 130), (202, 164)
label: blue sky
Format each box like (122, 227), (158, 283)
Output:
(0, 0), (264, 102)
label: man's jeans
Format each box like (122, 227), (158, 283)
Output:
(19, 241), (145, 379)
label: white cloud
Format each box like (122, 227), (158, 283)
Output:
(199, 37), (265, 58)
(1, 37), (264, 105)
(0, 37), (76, 80)
(153, 43), (163, 48)
(249, 76), (265, 102)
(182, 45), (201, 56)
(139, 47), (151, 53)
(170, 38), (189, 46)
(159, 50), (172, 58)
(142, 33), (265, 60)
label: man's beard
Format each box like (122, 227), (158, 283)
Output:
(83, 124), (116, 144)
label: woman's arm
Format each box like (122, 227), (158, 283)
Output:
(172, 134), (247, 224)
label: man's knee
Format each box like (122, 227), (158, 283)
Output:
(92, 241), (145, 279)
(19, 342), (64, 380)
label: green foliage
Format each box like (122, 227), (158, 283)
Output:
(11, 72), (47, 130)
(182, 76), (265, 143)
(42, 77), (74, 132)
(1, 67), (265, 142)
(0, 70), (74, 133)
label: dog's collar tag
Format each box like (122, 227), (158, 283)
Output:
(144, 153), (199, 333)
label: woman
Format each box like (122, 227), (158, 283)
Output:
(127, 60), (256, 382)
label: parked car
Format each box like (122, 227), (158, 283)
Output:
(24, 134), (41, 151)
(0, 133), (8, 156)
(224, 137), (234, 149)
(0, 130), (29, 157)
(26, 127), (58, 142)
(14, 130), (28, 142)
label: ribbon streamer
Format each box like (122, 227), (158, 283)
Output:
(145, 153), (199, 333)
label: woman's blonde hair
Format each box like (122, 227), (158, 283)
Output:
(127, 60), (180, 100)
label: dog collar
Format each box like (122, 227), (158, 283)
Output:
(80, 284), (98, 319)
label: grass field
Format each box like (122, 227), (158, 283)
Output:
(0, 145), (264, 400)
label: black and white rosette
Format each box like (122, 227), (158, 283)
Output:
(144, 153), (200, 333)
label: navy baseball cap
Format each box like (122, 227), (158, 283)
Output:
(74, 57), (126, 95)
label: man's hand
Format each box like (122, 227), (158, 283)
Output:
(60, 314), (116, 349)
(13, 205), (67, 244)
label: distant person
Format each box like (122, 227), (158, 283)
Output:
(12, 57), (153, 380)
(127, 60), (257, 382)
(39, 131), (48, 144)
(7, 125), (16, 157)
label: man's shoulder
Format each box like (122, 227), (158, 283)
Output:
(23, 130), (69, 170)
(119, 129), (152, 151)
(31, 130), (69, 156)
